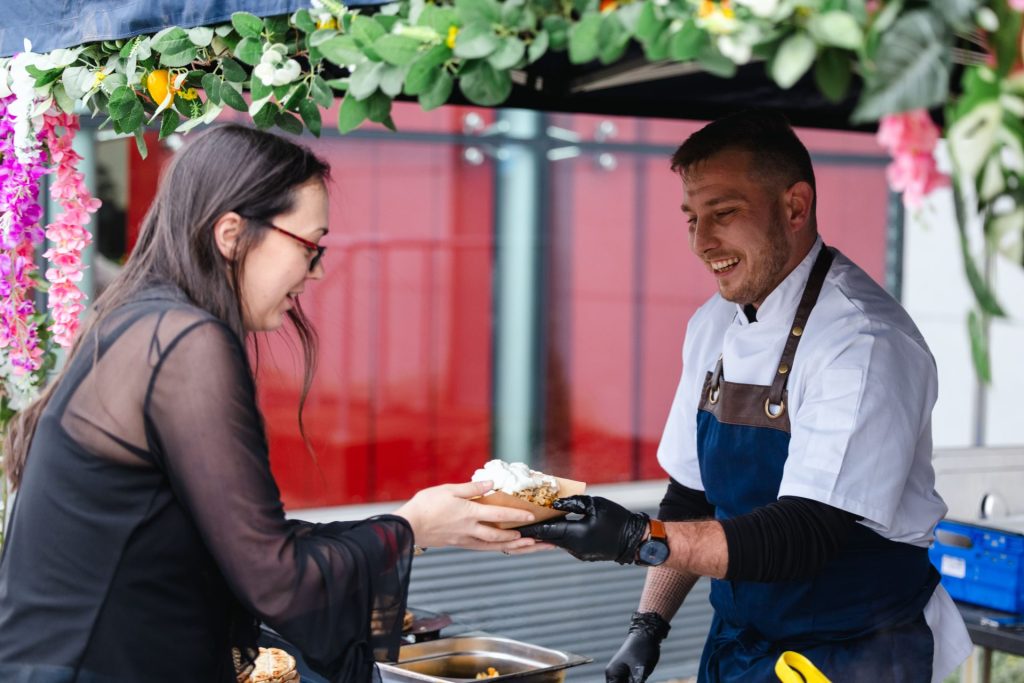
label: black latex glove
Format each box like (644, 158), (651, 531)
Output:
(517, 495), (649, 564)
(605, 612), (672, 683)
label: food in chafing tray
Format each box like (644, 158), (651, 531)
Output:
(472, 460), (560, 507)
(475, 666), (500, 679)
(248, 647), (299, 683)
(470, 459), (587, 529)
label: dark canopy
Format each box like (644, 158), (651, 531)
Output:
(0, 0), (870, 130)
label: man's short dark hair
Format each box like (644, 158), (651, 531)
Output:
(670, 110), (816, 196)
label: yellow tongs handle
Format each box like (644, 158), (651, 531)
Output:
(775, 651), (832, 683)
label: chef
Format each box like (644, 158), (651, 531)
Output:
(520, 110), (972, 682)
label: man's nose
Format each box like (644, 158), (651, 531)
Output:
(690, 222), (718, 254)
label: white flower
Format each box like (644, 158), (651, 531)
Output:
(254, 50), (302, 86)
(718, 35), (752, 64)
(272, 59), (301, 86)
(253, 62), (277, 86)
(733, 0), (779, 18)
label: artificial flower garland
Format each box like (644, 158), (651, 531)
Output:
(0, 94), (48, 410)
(0, 96), (97, 411)
(42, 112), (98, 350)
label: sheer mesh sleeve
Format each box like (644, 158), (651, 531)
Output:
(144, 316), (413, 681)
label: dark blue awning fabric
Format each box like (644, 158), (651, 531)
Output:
(0, 0), (379, 57)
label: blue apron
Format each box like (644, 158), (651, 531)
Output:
(694, 247), (940, 682)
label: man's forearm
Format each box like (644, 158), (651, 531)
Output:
(663, 520), (728, 579)
(637, 566), (700, 621)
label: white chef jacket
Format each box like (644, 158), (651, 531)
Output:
(657, 238), (971, 681)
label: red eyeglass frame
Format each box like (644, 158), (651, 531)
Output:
(267, 223), (326, 272)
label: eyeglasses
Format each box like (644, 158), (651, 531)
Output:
(267, 223), (326, 273)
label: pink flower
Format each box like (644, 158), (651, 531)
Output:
(886, 151), (950, 209)
(1010, 0), (1024, 11)
(41, 111), (97, 350)
(877, 109), (948, 208)
(877, 109), (940, 155)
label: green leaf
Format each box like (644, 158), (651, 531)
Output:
(635, 1), (664, 45)
(311, 75), (335, 107)
(771, 32), (817, 89)
(235, 37), (264, 66)
(52, 83), (74, 113)
(374, 34), (424, 65)
(459, 59), (513, 106)
(292, 9), (318, 33)
(813, 48), (852, 103)
(252, 101), (278, 128)
(380, 64), (408, 96)
(851, 10), (951, 123)
(201, 73), (223, 105)
(544, 16), (570, 50)
(669, 19), (704, 61)
(807, 11), (864, 50)
(108, 85), (138, 119)
(250, 76), (272, 102)
(455, 0), (501, 25)
(299, 99), (322, 136)
(265, 16), (291, 42)
(309, 29), (339, 47)
(350, 62), (385, 100)
(489, 37), (527, 69)
(152, 27), (193, 56)
(527, 30), (549, 63)
(160, 47), (199, 68)
(644, 26), (670, 61)
(967, 309), (992, 383)
(366, 92), (393, 123)
(956, 212), (1007, 318)
(598, 14), (630, 65)
(568, 14), (602, 64)
(992, 1), (1024, 77)
(187, 26), (215, 47)
(99, 72), (127, 95)
(276, 110), (304, 135)
(221, 83), (248, 111)
(352, 16), (387, 45)
(159, 109), (180, 139)
(420, 70), (454, 110)
(221, 57), (248, 82)
(420, 5), (459, 34)
(929, 0), (979, 31)
(320, 35), (366, 65)
(454, 23), (501, 59)
(405, 45), (450, 94)
(134, 130), (148, 159)
(338, 94), (369, 133)
(283, 82), (309, 109)
(232, 12), (265, 39)
(26, 65), (62, 87)
(697, 43), (737, 78)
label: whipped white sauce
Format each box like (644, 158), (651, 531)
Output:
(471, 460), (557, 494)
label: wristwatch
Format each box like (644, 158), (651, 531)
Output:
(636, 518), (670, 566)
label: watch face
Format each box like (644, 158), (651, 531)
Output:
(638, 539), (670, 566)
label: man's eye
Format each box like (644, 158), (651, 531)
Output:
(716, 209), (736, 220)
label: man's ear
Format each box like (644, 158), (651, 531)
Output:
(784, 181), (814, 233)
(213, 211), (244, 261)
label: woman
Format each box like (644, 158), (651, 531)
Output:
(0, 124), (536, 682)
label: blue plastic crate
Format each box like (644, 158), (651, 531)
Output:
(929, 519), (1024, 614)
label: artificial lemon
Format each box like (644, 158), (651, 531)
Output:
(146, 69), (172, 104)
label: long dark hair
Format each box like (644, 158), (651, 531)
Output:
(4, 123), (330, 488)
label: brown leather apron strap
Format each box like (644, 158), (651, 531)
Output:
(767, 247), (835, 407)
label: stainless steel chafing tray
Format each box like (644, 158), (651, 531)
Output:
(377, 634), (592, 682)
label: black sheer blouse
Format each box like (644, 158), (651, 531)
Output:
(0, 285), (413, 682)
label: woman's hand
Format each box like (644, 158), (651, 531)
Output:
(395, 480), (546, 552)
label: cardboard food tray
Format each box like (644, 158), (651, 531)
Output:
(475, 476), (587, 529)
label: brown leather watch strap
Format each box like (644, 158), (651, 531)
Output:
(649, 518), (667, 541)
